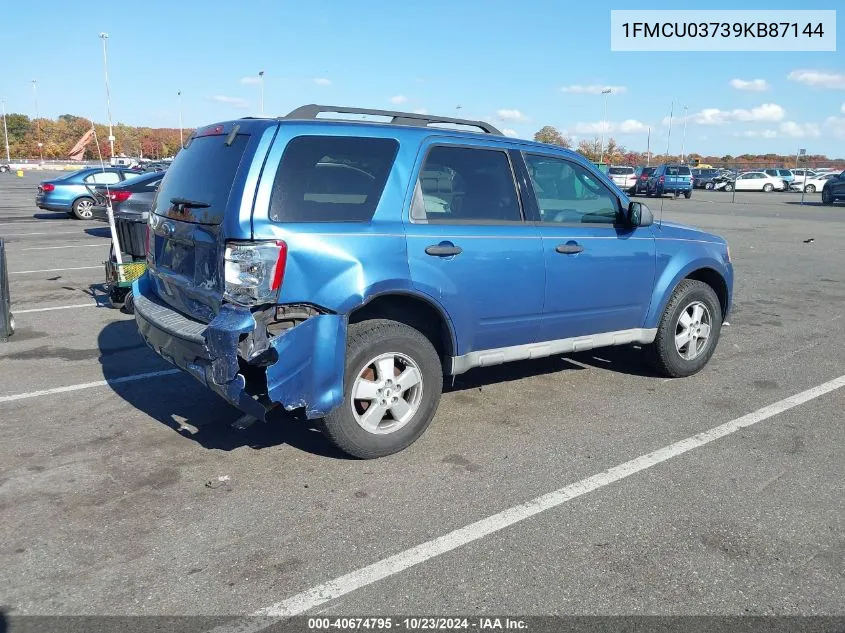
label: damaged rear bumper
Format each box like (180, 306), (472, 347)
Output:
(133, 274), (346, 420)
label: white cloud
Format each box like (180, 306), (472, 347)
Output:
(390, 95), (408, 105)
(735, 129), (778, 139)
(787, 69), (845, 89)
(240, 76), (261, 85)
(778, 121), (821, 138)
(841, 103), (845, 114)
(561, 84), (627, 95)
(668, 103), (785, 126)
(568, 119), (647, 135)
(729, 78), (770, 92)
(312, 78), (331, 86)
(502, 128), (520, 138)
(618, 119), (647, 133)
(413, 108), (428, 115)
(496, 109), (529, 122)
(209, 95), (249, 109)
(823, 116), (845, 139)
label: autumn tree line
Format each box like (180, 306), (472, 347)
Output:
(3, 113), (190, 161)
(532, 125), (843, 169)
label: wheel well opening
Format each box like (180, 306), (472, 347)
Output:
(685, 268), (728, 318)
(348, 294), (454, 361)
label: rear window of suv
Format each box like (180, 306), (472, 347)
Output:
(666, 166), (691, 176)
(608, 167), (634, 175)
(155, 133), (250, 223)
(270, 136), (399, 223)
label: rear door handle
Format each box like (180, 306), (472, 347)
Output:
(555, 243), (584, 255)
(425, 243), (462, 257)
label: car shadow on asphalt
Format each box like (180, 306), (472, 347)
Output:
(83, 227), (112, 238)
(32, 212), (69, 220)
(97, 319), (349, 459)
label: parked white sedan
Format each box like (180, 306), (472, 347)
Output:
(724, 171), (787, 192)
(802, 173), (838, 193)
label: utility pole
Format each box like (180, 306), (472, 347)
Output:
(31, 80), (43, 162)
(258, 70), (265, 116)
(178, 90), (183, 146)
(665, 101), (674, 158)
(681, 105), (688, 163)
(599, 88), (611, 164)
(1, 100), (10, 164)
(99, 33), (115, 159)
(646, 127), (651, 166)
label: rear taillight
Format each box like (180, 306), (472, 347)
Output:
(41, 183), (55, 192)
(109, 190), (132, 203)
(659, 176), (665, 183)
(223, 240), (287, 306)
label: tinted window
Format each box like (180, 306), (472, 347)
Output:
(665, 165), (691, 176)
(640, 167), (655, 176)
(608, 167), (634, 175)
(85, 171), (121, 184)
(778, 169), (792, 176)
(270, 136), (398, 223)
(155, 133), (250, 223)
(525, 154), (619, 225)
(412, 146), (522, 223)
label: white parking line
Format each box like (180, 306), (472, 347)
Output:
(19, 244), (106, 251)
(205, 374), (845, 628)
(15, 303), (98, 314)
(10, 265), (102, 275)
(0, 369), (181, 403)
(1, 230), (87, 237)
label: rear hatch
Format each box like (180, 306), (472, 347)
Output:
(608, 167), (634, 187)
(148, 123), (258, 322)
(663, 165), (692, 188)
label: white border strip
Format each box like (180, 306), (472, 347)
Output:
(0, 369), (181, 403)
(10, 265), (101, 275)
(209, 374), (845, 627)
(19, 244), (106, 251)
(15, 303), (98, 313)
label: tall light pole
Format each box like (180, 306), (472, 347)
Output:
(680, 105), (689, 163)
(178, 90), (183, 146)
(258, 70), (265, 116)
(99, 32), (115, 159)
(31, 80), (43, 162)
(1, 99), (10, 164)
(599, 88), (612, 164)
(665, 101), (674, 158)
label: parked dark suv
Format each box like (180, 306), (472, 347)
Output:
(134, 105), (733, 458)
(630, 166), (655, 195)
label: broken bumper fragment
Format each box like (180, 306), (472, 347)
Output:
(133, 274), (345, 420)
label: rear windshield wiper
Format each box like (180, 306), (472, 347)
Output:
(170, 197), (210, 209)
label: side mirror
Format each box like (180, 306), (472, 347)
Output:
(627, 201), (653, 227)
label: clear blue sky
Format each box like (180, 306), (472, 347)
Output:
(1, 0), (842, 156)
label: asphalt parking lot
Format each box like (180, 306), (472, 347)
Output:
(1, 171), (843, 623)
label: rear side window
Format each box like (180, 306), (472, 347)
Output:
(154, 133), (250, 223)
(411, 146), (522, 223)
(269, 136), (398, 223)
(778, 169), (792, 176)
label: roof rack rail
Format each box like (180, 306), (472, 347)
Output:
(283, 104), (503, 136)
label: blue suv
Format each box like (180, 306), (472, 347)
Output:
(134, 105), (733, 458)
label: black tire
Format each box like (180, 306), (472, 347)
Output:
(321, 319), (443, 459)
(109, 285), (129, 305)
(804, 184), (816, 193)
(705, 182), (714, 190)
(646, 279), (723, 378)
(684, 190), (692, 199)
(724, 183), (734, 192)
(121, 291), (135, 314)
(762, 183), (774, 193)
(72, 197), (95, 220)
(821, 188), (833, 205)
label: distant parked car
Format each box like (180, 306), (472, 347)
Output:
(691, 168), (721, 190)
(91, 171), (165, 222)
(608, 166), (636, 192)
(821, 170), (845, 204)
(36, 167), (139, 219)
(798, 173), (836, 193)
(791, 169), (817, 182)
(722, 171), (786, 193)
(647, 164), (693, 198)
(763, 168), (794, 186)
(630, 167), (655, 195)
